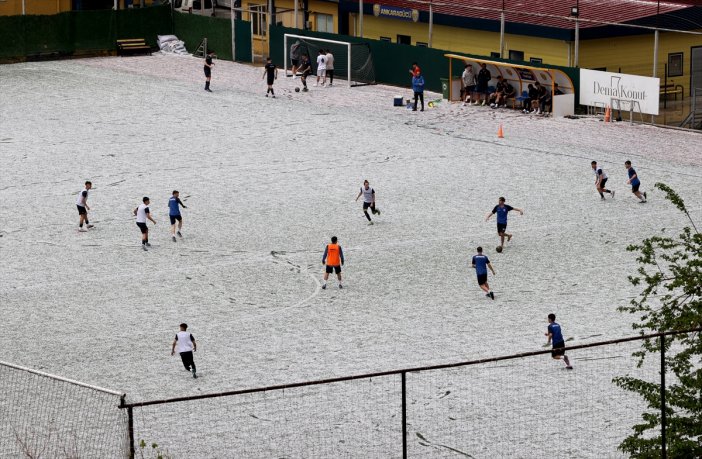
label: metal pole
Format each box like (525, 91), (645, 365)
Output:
(127, 406), (135, 459)
(428, 2), (433, 48)
(653, 28), (659, 124)
(661, 334), (667, 459)
(401, 372), (407, 459)
(500, 12), (505, 58)
(200, 0), (204, 16)
(235, 0), (241, 62)
(359, 0), (363, 38)
(113, 0), (117, 11)
(294, 0), (298, 28)
(574, 18), (579, 67)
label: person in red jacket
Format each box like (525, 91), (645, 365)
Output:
(322, 236), (345, 289)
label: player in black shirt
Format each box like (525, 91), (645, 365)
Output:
(262, 57), (278, 98)
(204, 50), (215, 92)
(297, 54), (311, 92)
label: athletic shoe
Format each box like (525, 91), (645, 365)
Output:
(566, 366), (573, 370)
(601, 196), (605, 201)
(368, 221), (374, 225)
(142, 245), (148, 251)
(205, 88), (212, 92)
(172, 236), (177, 242)
(145, 242), (151, 247)
(78, 228), (87, 232)
(322, 284), (327, 290)
(87, 224), (94, 229)
(302, 88), (308, 92)
(313, 83), (318, 87)
(489, 292), (495, 300)
(485, 293), (491, 298)
(265, 94), (268, 97)
(192, 369), (197, 379)
(328, 84), (333, 87)
(490, 103), (496, 108)
(481, 100), (486, 106)
(639, 200), (646, 204)
(293, 75), (297, 79)
(339, 284), (343, 289)
(507, 234), (512, 242)
(272, 95), (276, 98)
(611, 190), (615, 198)
(376, 209), (381, 215)
(177, 231), (182, 237)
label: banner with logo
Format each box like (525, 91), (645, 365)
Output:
(580, 69), (659, 115)
(373, 4), (420, 22)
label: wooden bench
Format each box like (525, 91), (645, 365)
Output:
(116, 39), (152, 57)
(660, 83), (684, 100)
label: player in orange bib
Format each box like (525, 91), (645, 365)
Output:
(322, 236), (345, 289)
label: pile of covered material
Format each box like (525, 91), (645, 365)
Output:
(158, 35), (188, 55)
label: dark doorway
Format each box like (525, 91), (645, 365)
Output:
(397, 35), (411, 45)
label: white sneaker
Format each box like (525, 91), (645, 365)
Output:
(490, 103), (495, 108)
(78, 228), (87, 232)
(313, 83), (318, 87)
(481, 100), (486, 106)
(293, 75), (297, 79)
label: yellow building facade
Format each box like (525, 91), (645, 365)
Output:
(0, 0), (156, 16)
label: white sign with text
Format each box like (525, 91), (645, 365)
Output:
(580, 69), (660, 115)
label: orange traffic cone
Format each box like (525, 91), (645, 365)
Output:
(497, 124), (504, 138)
(604, 105), (611, 123)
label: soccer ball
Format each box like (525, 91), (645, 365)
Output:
(496, 246), (503, 253)
(295, 87), (300, 93)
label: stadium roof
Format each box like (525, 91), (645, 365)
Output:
(366, 0), (699, 30)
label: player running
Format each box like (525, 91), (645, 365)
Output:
(76, 180), (94, 232)
(203, 50), (214, 92)
(297, 54), (312, 92)
(545, 313), (573, 369)
(262, 57), (278, 98)
(168, 190), (187, 242)
(171, 323), (197, 379)
(486, 197), (523, 250)
(625, 160), (647, 203)
(322, 236), (344, 289)
(471, 246), (495, 299)
(591, 161), (614, 200)
(134, 196), (156, 251)
(355, 180), (380, 225)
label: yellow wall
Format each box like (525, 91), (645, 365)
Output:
(580, 31), (702, 96)
(0, 0), (155, 16)
(356, 15), (571, 66)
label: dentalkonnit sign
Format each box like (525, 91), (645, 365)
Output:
(580, 69), (660, 115)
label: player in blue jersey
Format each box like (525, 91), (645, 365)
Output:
(486, 197), (523, 250)
(471, 246), (496, 299)
(545, 313), (573, 369)
(168, 190), (187, 242)
(625, 161), (647, 203)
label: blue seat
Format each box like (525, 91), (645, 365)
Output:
(515, 90), (529, 102)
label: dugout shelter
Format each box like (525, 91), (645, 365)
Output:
(444, 53), (576, 116)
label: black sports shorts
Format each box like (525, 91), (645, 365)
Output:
(136, 222), (148, 234)
(477, 273), (488, 286)
(326, 265), (341, 274)
(169, 215), (182, 225)
(204, 66), (211, 77)
(363, 202), (375, 210)
(497, 223), (507, 234)
(632, 183), (640, 193)
(291, 58), (299, 66)
(551, 342), (566, 357)
(77, 205), (87, 215)
(600, 177), (608, 189)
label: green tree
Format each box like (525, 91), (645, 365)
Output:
(613, 183), (702, 458)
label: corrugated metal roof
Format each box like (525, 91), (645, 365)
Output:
(368, 0), (694, 29)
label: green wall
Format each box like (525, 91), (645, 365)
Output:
(0, 6), (172, 59)
(172, 12), (251, 62)
(269, 25), (579, 96)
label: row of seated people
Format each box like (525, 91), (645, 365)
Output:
(459, 63), (563, 115)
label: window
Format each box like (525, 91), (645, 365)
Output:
(397, 35), (411, 45)
(490, 52), (500, 58)
(668, 52), (683, 77)
(508, 50), (524, 62)
(380, 36), (392, 42)
(416, 42), (428, 48)
(530, 57), (543, 64)
(316, 13), (333, 33)
(251, 4), (267, 37)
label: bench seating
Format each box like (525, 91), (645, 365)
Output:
(660, 83), (683, 100)
(117, 39), (152, 57)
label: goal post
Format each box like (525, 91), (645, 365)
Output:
(283, 33), (376, 87)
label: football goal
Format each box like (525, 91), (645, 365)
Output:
(284, 34), (376, 87)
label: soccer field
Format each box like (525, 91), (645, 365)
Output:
(1, 55), (700, 457)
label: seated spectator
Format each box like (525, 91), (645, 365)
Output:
(495, 81), (515, 107)
(489, 76), (506, 107)
(541, 82), (564, 114)
(522, 83), (537, 113)
(530, 81), (547, 114)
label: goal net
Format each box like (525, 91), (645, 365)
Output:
(284, 34), (376, 87)
(0, 360), (129, 457)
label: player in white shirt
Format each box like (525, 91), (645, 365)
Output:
(315, 49), (327, 87)
(171, 323), (197, 379)
(355, 180), (381, 225)
(591, 161), (614, 200)
(133, 196), (157, 251)
(325, 49), (335, 86)
(76, 180), (94, 232)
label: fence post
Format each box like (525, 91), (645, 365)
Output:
(128, 406), (135, 459)
(660, 334), (667, 459)
(402, 371), (407, 459)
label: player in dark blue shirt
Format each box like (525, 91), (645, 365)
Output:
(203, 50), (215, 92)
(625, 160), (647, 203)
(262, 57), (278, 98)
(471, 246), (496, 299)
(486, 197), (523, 250)
(545, 313), (573, 369)
(168, 190), (187, 242)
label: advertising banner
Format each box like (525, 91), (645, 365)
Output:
(580, 69), (659, 115)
